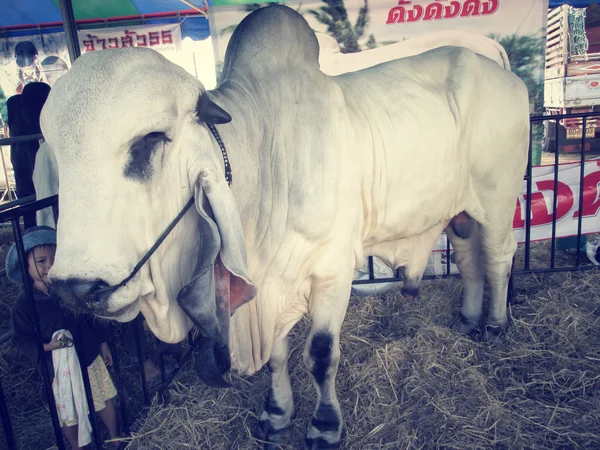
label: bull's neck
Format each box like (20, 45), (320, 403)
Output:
(208, 82), (263, 218)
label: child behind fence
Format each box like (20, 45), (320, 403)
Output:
(7, 226), (120, 449)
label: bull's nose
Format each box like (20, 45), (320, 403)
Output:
(50, 278), (115, 313)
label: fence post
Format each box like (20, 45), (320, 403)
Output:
(0, 377), (16, 450)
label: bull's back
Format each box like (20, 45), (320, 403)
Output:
(335, 46), (528, 242)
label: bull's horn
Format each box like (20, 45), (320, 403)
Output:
(196, 93), (232, 124)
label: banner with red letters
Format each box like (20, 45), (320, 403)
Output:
(430, 158), (600, 253)
(78, 24), (181, 55)
(0, 23), (182, 113)
(209, 0), (548, 113)
(513, 158), (600, 243)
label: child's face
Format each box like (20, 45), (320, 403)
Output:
(27, 245), (56, 287)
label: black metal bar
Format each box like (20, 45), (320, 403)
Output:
(530, 111), (600, 121)
(0, 195), (36, 213)
(524, 125), (533, 270)
(159, 341), (199, 396)
(367, 256), (375, 281)
(0, 376), (16, 450)
(0, 134), (43, 146)
(0, 195), (58, 222)
(11, 218), (66, 450)
(58, 0), (81, 64)
(157, 330), (198, 395)
(133, 316), (150, 406)
(159, 355), (189, 397)
(72, 321), (103, 450)
(550, 120), (560, 269)
(576, 116), (588, 267)
(159, 354), (167, 386)
(446, 234), (451, 276)
(351, 263), (599, 285)
(108, 339), (129, 435)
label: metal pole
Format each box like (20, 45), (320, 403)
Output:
(576, 117), (587, 267)
(0, 145), (14, 202)
(58, 0), (81, 64)
(550, 119), (560, 269)
(0, 376), (16, 450)
(134, 316), (150, 406)
(524, 125), (533, 270)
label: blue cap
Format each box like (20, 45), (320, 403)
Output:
(5, 226), (57, 284)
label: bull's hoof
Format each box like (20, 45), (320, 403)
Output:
(304, 437), (342, 450)
(451, 314), (480, 337)
(481, 323), (508, 342)
(256, 419), (292, 448)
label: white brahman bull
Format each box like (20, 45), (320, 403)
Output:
(38, 5), (529, 449)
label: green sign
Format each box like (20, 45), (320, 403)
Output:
(51, 0), (139, 20)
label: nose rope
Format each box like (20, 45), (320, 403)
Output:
(94, 123), (231, 295)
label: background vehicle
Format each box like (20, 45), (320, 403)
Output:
(544, 3), (600, 153)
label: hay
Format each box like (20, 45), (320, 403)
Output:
(0, 222), (598, 449)
(121, 269), (600, 450)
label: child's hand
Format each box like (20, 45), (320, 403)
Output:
(101, 342), (113, 367)
(44, 334), (63, 352)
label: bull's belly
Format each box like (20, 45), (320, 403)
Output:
(364, 185), (463, 245)
(363, 220), (448, 271)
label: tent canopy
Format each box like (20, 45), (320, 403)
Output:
(549, 0), (600, 6)
(1, 1), (599, 40)
(1, 0), (211, 40)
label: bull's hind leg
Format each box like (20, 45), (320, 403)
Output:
(257, 335), (294, 448)
(478, 208), (518, 339)
(446, 220), (485, 335)
(303, 276), (352, 449)
(480, 227), (516, 339)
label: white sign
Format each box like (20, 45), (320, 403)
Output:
(78, 23), (181, 54)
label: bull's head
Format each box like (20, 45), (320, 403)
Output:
(42, 47), (256, 387)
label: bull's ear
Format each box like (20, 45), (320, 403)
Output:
(196, 93), (232, 124)
(195, 171), (256, 311)
(177, 170), (256, 331)
(177, 171), (256, 387)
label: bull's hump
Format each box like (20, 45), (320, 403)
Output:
(222, 5), (320, 77)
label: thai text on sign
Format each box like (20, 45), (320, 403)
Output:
(77, 24), (182, 54)
(386, 0), (499, 24)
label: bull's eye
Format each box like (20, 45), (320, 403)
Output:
(124, 131), (171, 182)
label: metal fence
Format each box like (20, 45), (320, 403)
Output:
(0, 192), (202, 450)
(0, 113), (599, 449)
(354, 111), (600, 286)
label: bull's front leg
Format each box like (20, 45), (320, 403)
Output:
(257, 335), (294, 448)
(303, 277), (351, 449)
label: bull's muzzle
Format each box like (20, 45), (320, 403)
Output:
(50, 278), (115, 314)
